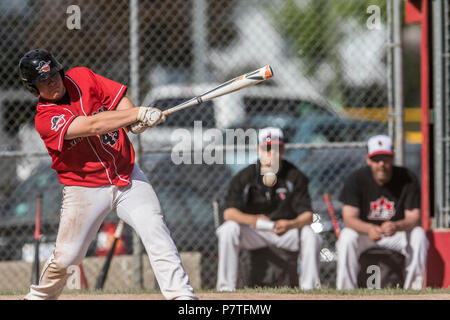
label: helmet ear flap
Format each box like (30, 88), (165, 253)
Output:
(26, 71), (64, 97)
(28, 84), (40, 97)
(21, 79), (39, 97)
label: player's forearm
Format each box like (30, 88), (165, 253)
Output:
(393, 209), (420, 232)
(343, 216), (375, 235)
(65, 108), (139, 139)
(89, 108), (140, 133)
(290, 211), (313, 229)
(223, 208), (258, 226)
(342, 205), (373, 235)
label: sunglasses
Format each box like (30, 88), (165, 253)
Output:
(369, 154), (393, 163)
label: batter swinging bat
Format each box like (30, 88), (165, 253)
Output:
(162, 65), (273, 116)
(323, 194), (341, 239)
(95, 219), (125, 290)
(31, 193), (43, 285)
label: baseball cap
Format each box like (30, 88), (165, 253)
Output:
(258, 127), (285, 146)
(367, 135), (394, 158)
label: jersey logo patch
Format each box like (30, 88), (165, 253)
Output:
(51, 114), (66, 132)
(93, 106), (120, 147)
(36, 60), (51, 73)
(102, 131), (119, 147)
(368, 196), (395, 220)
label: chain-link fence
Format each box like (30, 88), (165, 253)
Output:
(0, 0), (416, 291)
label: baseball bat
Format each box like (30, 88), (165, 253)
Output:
(323, 193), (341, 239)
(161, 65), (274, 116)
(31, 193), (43, 285)
(95, 219), (125, 290)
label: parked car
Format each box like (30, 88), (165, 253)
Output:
(139, 84), (337, 151)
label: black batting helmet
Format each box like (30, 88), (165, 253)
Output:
(19, 49), (64, 97)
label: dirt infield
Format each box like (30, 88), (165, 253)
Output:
(1, 292), (449, 300)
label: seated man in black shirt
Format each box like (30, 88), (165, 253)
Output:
(216, 127), (321, 291)
(337, 135), (429, 290)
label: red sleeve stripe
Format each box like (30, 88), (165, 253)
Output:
(62, 107), (75, 116)
(107, 85), (125, 110)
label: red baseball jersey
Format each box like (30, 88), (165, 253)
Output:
(35, 67), (134, 187)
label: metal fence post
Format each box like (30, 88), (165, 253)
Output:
(387, 0), (395, 140)
(192, 0), (208, 83)
(444, 0), (450, 228)
(431, 0), (444, 228)
(130, 0), (144, 289)
(393, 0), (404, 166)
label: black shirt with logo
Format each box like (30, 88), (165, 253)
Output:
(225, 159), (313, 221)
(338, 166), (420, 225)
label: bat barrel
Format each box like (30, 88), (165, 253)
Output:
(32, 193), (43, 285)
(34, 194), (42, 240)
(162, 65), (274, 116)
(323, 193), (341, 238)
(94, 220), (125, 290)
(263, 65), (274, 79)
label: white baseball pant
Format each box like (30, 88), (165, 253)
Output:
(25, 164), (197, 300)
(216, 221), (321, 291)
(336, 226), (429, 290)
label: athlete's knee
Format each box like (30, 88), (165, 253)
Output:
(337, 228), (359, 250)
(216, 221), (240, 242)
(52, 251), (83, 270)
(40, 255), (70, 282)
(301, 225), (321, 247)
(408, 226), (429, 250)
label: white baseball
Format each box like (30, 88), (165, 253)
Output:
(262, 172), (277, 187)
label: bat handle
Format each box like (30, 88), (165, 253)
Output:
(115, 220), (124, 238)
(323, 193), (341, 239)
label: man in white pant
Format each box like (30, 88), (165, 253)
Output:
(336, 135), (428, 290)
(216, 127), (321, 291)
(19, 49), (197, 300)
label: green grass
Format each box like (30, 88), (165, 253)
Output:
(0, 290), (28, 296)
(2, 287), (449, 296)
(225, 286), (450, 295)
